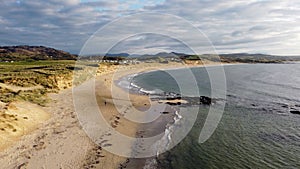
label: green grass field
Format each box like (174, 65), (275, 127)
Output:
(0, 60), (94, 106)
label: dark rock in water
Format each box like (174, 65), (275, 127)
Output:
(166, 96), (181, 100)
(290, 110), (300, 115)
(166, 102), (181, 106)
(289, 106), (300, 114)
(199, 96), (212, 105)
(161, 112), (169, 114)
(152, 92), (216, 106)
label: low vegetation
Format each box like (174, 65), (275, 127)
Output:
(0, 60), (83, 106)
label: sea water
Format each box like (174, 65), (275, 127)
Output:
(130, 64), (300, 169)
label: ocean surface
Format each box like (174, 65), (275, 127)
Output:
(128, 63), (300, 169)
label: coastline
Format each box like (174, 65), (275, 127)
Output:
(0, 61), (234, 169)
(93, 62), (235, 168)
(89, 62), (186, 168)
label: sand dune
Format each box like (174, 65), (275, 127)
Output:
(0, 83), (44, 93)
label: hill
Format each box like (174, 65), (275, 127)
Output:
(0, 45), (77, 61)
(132, 52), (300, 63)
(1, 45), (300, 63)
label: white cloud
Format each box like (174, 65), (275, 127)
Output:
(0, 0), (299, 55)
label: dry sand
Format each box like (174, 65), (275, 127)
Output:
(0, 101), (50, 150)
(0, 61), (227, 169)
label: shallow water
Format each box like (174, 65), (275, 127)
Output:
(131, 64), (300, 169)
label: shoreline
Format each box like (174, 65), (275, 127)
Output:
(0, 61), (237, 169)
(89, 62), (187, 168)
(103, 62), (236, 168)
(81, 61), (202, 168)
(115, 62), (242, 96)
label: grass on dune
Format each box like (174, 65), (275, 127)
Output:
(0, 60), (97, 106)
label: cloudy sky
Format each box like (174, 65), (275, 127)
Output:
(0, 0), (299, 55)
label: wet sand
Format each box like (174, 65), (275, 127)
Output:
(82, 62), (185, 168)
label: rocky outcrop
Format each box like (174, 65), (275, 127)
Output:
(290, 105), (300, 115)
(199, 96), (213, 105)
(153, 92), (217, 106)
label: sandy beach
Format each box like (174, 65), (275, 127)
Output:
(0, 61), (226, 169)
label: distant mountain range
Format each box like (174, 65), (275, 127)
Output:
(105, 53), (130, 57)
(103, 52), (300, 59)
(1, 46), (300, 63)
(0, 45), (77, 61)
(105, 52), (300, 63)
